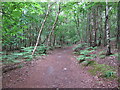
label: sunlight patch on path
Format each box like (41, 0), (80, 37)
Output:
(58, 56), (62, 58)
(47, 66), (54, 75)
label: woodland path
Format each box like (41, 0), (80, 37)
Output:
(3, 46), (111, 88)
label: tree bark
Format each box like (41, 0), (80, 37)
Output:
(32, 3), (54, 55)
(88, 11), (92, 46)
(92, 6), (97, 47)
(106, 0), (112, 55)
(117, 1), (120, 49)
(98, 6), (103, 46)
(104, 6), (107, 46)
(47, 3), (61, 46)
(74, 12), (80, 38)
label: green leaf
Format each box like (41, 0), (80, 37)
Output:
(12, 10), (21, 17)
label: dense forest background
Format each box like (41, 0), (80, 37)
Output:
(0, 1), (119, 70)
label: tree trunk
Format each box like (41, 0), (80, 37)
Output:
(117, 2), (120, 88)
(106, 0), (112, 55)
(52, 33), (56, 46)
(47, 3), (61, 46)
(74, 12), (80, 38)
(117, 1), (120, 49)
(98, 6), (103, 46)
(104, 7), (107, 46)
(88, 10), (92, 46)
(92, 5), (98, 47)
(32, 3), (54, 55)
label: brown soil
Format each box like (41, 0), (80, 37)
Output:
(2, 46), (118, 88)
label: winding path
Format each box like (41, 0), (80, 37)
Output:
(3, 46), (110, 88)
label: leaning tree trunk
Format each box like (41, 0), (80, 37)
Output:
(47, 3), (61, 46)
(106, 0), (112, 55)
(32, 3), (54, 55)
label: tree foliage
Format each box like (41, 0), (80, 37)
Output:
(1, 2), (118, 64)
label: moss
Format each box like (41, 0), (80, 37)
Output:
(88, 63), (117, 79)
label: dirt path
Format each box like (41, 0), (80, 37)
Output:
(3, 46), (117, 88)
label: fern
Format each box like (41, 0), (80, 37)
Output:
(99, 51), (105, 55)
(82, 60), (95, 66)
(85, 57), (94, 59)
(2, 45), (48, 64)
(77, 55), (85, 61)
(110, 53), (118, 57)
(11, 60), (21, 63)
(73, 43), (87, 51)
(99, 55), (106, 59)
(80, 50), (95, 55)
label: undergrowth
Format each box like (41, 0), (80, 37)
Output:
(74, 44), (97, 63)
(74, 43), (117, 79)
(1, 44), (50, 65)
(88, 62), (117, 79)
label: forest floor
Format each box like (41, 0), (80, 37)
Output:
(3, 45), (118, 88)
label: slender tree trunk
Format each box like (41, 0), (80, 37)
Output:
(32, 3), (54, 55)
(88, 10), (92, 46)
(52, 33), (56, 46)
(95, 6), (98, 46)
(98, 6), (103, 46)
(92, 5), (97, 47)
(117, 1), (120, 49)
(74, 13), (80, 38)
(104, 7), (107, 46)
(91, 7), (95, 46)
(47, 3), (60, 46)
(117, 2), (120, 88)
(106, 0), (112, 55)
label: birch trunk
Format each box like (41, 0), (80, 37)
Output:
(47, 3), (61, 46)
(106, 0), (112, 55)
(32, 3), (54, 55)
